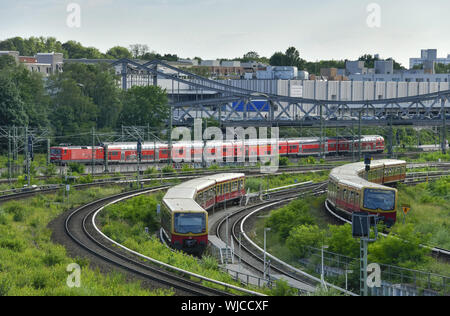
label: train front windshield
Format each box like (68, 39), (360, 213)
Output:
(363, 189), (396, 211)
(174, 213), (206, 234)
(50, 148), (62, 158)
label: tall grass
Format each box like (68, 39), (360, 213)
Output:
(0, 186), (174, 296)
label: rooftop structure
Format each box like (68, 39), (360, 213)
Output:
(410, 49), (450, 69)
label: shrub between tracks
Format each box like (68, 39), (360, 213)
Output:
(99, 194), (272, 295)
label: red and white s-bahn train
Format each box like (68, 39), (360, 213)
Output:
(327, 159), (407, 227)
(161, 173), (246, 255)
(50, 136), (385, 164)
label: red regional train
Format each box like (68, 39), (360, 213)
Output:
(50, 136), (385, 165)
(161, 173), (246, 255)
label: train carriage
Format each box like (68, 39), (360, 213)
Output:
(161, 173), (245, 255)
(50, 135), (385, 165)
(327, 159), (406, 226)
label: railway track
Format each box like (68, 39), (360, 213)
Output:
(3, 161), (449, 202)
(213, 182), (357, 295)
(214, 168), (450, 295)
(62, 186), (238, 296)
(3, 161), (449, 296)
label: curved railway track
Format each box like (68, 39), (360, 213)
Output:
(0, 164), (336, 202)
(214, 169), (450, 295)
(3, 161), (448, 296)
(62, 186), (236, 296)
(213, 182), (346, 294)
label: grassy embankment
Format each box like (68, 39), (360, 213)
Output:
(249, 179), (450, 294)
(0, 185), (174, 296)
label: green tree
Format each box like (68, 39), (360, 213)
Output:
(326, 224), (360, 258)
(435, 63), (450, 74)
(368, 224), (431, 268)
(242, 51), (261, 62)
(0, 36), (65, 56)
(118, 86), (169, 130)
(129, 44), (149, 59)
(58, 63), (122, 129)
(286, 225), (325, 258)
(62, 40), (105, 59)
(0, 55), (16, 69)
(0, 74), (28, 126)
(269, 47), (306, 69)
(11, 66), (50, 129)
(269, 52), (287, 66)
(49, 78), (98, 144)
(285, 46), (303, 68)
(106, 46), (132, 59)
(265, 199), (315, 240)
(358, 54), (379, 68)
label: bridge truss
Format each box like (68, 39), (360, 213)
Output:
(111, 59), (450, 155)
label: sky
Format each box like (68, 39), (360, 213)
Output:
(1, 0), (449, 67)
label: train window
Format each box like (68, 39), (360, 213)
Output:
(232, 181), (238, 191)
(363, 189), (395, 211)
(174, 213), (206, 234)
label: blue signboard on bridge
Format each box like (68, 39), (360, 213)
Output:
(224, 100), (270, 112)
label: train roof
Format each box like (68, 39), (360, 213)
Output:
(163, 173), (246, 214)
(204, 173), (246, 183)
(163, 198), (205, 213)
(330, 159), (405, 190)
(51, 146), (103, 150)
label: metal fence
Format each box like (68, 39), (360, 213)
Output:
(298, 246), (449, 296)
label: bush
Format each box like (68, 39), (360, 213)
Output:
(368, 224), (431, 268)
(0, 238), (25, 252)
(279, 157), (290, 166)
(68, 162), (85, 174)
(0, 276), (12, 296)
(162, 165), (175, 174)
(286, 225), (324, 258)
(5, 202), (26, 222)
(144, 167), (157, 175)
(265, 199), (315, 240)
(326, 224), (360, 258)
(269, 279), (297, 296)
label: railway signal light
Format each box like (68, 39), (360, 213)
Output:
(364, 155), (372, 172)
(28, 135), (34, 162)
(137, 138), (142, 160)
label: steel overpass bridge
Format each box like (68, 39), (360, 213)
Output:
(110, 58), (450, 154)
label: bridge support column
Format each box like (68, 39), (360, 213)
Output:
(121, 62), (128, 90)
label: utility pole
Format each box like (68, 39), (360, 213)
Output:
(320, 103), (324, 159)
(25, 127), (30, 187)
(47, 138), (51, 166)
(137, 138), (142, 189)
(389, 111), (394, 158)
(8, 129), (12, 184)
(168, 105), (173, 167)
(358, 110), (362, 161)
(91, 127), (95, 176)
